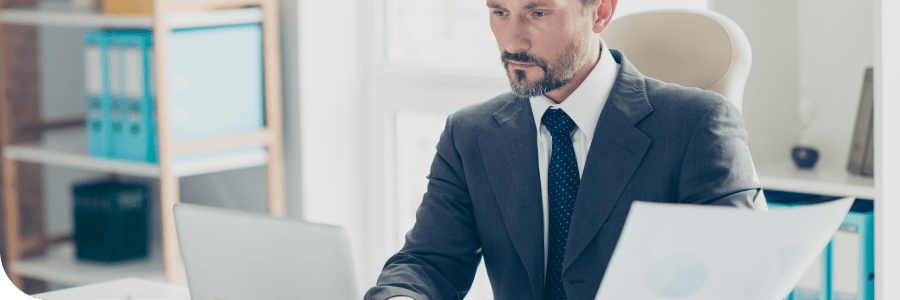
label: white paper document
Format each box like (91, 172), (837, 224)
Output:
(595, 197), (855, 300)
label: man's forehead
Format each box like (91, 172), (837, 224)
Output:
(486, 0), (566, 9)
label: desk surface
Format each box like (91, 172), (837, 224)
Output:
(31, 277), (190, 300)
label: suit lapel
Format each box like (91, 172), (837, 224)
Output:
(563, 50), (653, 272)
(478, 97), (545, 300)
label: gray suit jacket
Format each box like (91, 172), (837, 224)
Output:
(365, 49), (762, 300)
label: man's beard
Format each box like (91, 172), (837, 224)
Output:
(501, 42), (589, 97)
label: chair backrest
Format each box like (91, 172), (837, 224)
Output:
(599, 9), (751, 112)
(600, 9), (767, 211)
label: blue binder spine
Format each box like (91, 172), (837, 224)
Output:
(93, 25), (265, 163)
(132, 31), (155, 162)
(143, 34), (157, 163)
(109, 33), (125, 160)
(111, 30), (156, 162)
(84, 31), (112, 157)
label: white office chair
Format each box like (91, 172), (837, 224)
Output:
(600, 9), (767, 210)
(600, 9), (751, 112)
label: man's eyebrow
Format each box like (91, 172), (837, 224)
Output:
(522, 2), (551, 9)
(487, 1), (552, 9)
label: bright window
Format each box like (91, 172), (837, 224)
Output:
(396, 111), (495, 300)
(384, 0), (708, 74)
(384, 0), (502, 75)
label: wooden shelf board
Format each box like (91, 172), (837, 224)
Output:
(2, 128), (269, 177)
(757, 163), (875, 199)
(0, 3), (262, 29)
(10, 241), (167, 287)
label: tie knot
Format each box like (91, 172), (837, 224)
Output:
(541, 108), (577, 136)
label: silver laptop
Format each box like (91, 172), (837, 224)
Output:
(174, 203), (359, 300)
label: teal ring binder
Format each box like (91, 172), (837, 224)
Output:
(83, 24), (264, 163)
(769, 193), (874, 300)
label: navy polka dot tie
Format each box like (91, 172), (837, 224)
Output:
(541, 108), (579, 300)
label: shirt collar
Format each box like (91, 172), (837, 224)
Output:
(530, 40), (620, 140)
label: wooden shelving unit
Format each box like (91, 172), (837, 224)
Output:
(0, 0), (285, 289)
(0, 3), (264, 29)
(3, 129), (269, 178)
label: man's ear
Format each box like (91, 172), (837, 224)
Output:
(592, 0), (617, 34)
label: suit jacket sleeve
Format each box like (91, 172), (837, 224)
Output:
(678, 100), (761, 208)
(365, 113), (482, 300)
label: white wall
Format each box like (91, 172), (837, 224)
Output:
(796, 0), (875, 171)
(710, 0), (801, 167)
(712, 0), (876, 171)
(875, 0), (900, 298)
(280, 0), (303, 220)
(295, 0), (368, 293)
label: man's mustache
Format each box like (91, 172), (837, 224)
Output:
(501, 51), (548, 69)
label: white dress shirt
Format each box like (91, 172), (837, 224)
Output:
(386, 41), (619, 300)
(529, 41), (620, 272)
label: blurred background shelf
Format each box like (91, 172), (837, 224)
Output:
(0, 0), (285, 290)
(758, 163), (875, 199)
(0, 1), (262, 29)
(10, 241), (165, 287)
(2, 128), (270, 178)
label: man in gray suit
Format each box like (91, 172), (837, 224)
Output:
(366, 0), (763, 299)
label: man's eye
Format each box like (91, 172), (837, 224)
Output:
(534, 11), (547, 17)
(493, 10), (506, 16)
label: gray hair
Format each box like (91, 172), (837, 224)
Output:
(579, 0), (598, 13)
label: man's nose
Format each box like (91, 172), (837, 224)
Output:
(501, 18), (530, 55)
